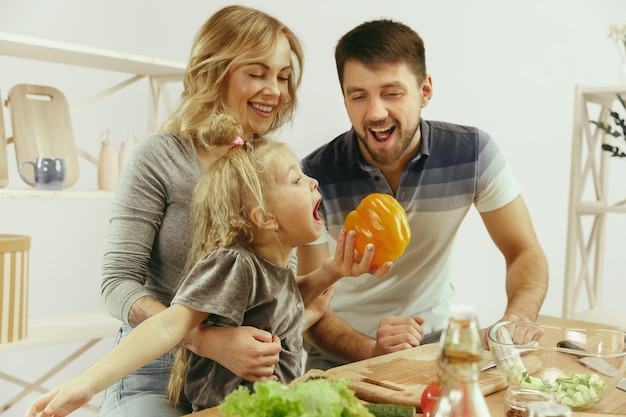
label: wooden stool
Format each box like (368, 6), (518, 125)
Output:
(0, 235), (120, 414)
(0, 234), (30, 344)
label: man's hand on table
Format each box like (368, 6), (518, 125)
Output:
(374, 315), (426, 356)
(482, 313), (544, 348)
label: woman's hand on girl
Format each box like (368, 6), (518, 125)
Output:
(182, 325), (281, 381)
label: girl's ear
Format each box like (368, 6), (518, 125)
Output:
(250, 207), (277, 231)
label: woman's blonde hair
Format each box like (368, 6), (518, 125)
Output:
(167, 113), (289, 408)
(161, 5), (303, 145)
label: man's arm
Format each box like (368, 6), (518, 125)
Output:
(480, 195), (548, 323)
(297, 242), (376, 363)
(297, 242), (419, 363)
(304, 309), (377, 363)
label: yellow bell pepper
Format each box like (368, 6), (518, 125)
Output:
(343, 193), (411, 267)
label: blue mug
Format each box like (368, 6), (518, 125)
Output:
(18, 157), (66, 190)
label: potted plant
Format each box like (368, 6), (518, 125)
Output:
(591, 94), (626, 157)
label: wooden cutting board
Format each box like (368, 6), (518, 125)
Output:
(325, 343), (626, 414)
(7, 84), (79, 187)
(325, 343), (512, 410)
(183, 342), (625, 417)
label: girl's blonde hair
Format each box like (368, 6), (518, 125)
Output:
(167, 113), (289, 408)
(161, 5), (303, 144)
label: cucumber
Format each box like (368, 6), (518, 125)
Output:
(364, 403), (415, 417)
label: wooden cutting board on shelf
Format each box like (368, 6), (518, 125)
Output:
(325, 343), (530, 410)
(7, 84), (79, 187)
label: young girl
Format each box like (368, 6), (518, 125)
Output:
(26, 114), (391, 416)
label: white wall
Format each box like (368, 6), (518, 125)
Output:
(2, 0), (626, 415)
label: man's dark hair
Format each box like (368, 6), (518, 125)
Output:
(335, 19), (427, 87)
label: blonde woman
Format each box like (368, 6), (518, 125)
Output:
(100, 6), (309, 417)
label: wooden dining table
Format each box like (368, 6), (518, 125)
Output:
(184, 315), (626, 417)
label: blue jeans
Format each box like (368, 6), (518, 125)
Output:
(99, 325), (187, 417)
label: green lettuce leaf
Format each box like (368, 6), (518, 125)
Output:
(219, 379), (374, 417)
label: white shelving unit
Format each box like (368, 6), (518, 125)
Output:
(563, 84), (626, 328)
(0, 188), (114, 199)
(0, 33), (186, 414)
(0, 31), (186, 190)
(0, 31), (186, 136)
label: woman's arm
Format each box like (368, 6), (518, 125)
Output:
(101, 137), (182, 326)
(182, 325), (282, 381)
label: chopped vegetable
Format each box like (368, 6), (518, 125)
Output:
(420, 381), (441, 412)
(421, 399), (437, 417)
(540, 367), (565, 382)
(219, 379), (375, 417)
(508, 366), (606, 410)
(343, 193), (411, 267)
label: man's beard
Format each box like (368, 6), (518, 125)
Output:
(357, 120), (419, 166)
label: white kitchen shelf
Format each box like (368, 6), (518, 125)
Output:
(0, 188), (114, 199)
(0, 32), (185, 194)
(0, 32), (185, 76)
(563, 84), (626, 326)
(0, 33), (182, 413)
(0, 31), (186, 134)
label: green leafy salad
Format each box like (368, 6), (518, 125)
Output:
(219, 379), (375, 417)
(511, 366), (606, 410)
